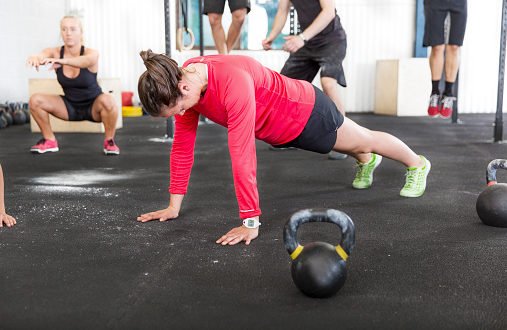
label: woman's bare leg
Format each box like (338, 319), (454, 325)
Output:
(333, 117), (423, 167)
(29, 94), (68, 140)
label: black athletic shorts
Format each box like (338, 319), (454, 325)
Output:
(203, 0), (250, 15)
(272, 86), (344, 154)
(61, 95), (100, 122)
(423, 0), (467, 46)
(281, 40), (347, 87)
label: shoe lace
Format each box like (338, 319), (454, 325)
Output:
(106, 139), (115, 147)
(404, 168), (424, 189)
(441, 96), (456, 109)
(36, 138), (46, 145)
(355, 162), (371, 180)
(429, 94), (440, 107)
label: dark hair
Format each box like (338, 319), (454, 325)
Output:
(138, 50), (182, 116)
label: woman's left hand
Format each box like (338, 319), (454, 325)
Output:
(40, 58), (64, 70)
(216, 225), (259, 246)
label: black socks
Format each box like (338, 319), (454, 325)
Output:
(431, 80), (440, 95)
(444, 81), (455, 97)
(432, 80), (455, 97)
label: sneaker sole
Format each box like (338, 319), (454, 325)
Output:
(400, 159), (431, 197)
(352, 154), (383, 189)
(30, 148), (59, 154)
(104, 149), (120, 155)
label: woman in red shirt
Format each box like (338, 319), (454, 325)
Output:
(136, 50), (431, 246)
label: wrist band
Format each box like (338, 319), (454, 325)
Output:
(243, 217), (261, 229)
(298, 33), (307, 44)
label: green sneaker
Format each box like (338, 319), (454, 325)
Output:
(352, 153), (383, 189)
(400, 156), (431, 197)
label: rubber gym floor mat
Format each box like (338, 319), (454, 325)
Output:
(1, 114), (506, 329)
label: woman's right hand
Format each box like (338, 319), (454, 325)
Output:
(26, 55), (44, 71)
(137, 206), (179, 223)
(0, 212), (16, 228)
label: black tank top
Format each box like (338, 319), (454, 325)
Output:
(56, 46), (102, 104)
(291, 0), (346, 49)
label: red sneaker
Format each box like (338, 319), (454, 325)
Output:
(30, 138), (59, 154)
(427, 94), (441, 117)
(440, 95), (456, 119)
(103, 139), (120, 155)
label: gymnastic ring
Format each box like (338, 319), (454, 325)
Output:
(176, 27), (195, 51)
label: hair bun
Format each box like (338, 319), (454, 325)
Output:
(140, 49), (154, 64)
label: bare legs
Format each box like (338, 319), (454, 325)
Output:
(29, 94), (68, 140)
(321, 77), (345, 115)
(429, 44), (461, 83)
(91, 94), (118, 140)
(208, 8), (247, 54)
(29, 93), (118, 142)
(333, 117), (423, 168)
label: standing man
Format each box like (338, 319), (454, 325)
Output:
(262, 0), (348, 160)
(424, 0), (467, 119)
(204, 0), (250, 54)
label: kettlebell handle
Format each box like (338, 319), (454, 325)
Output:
(486, 159), (507, 185)
(283, 209), (355, 261)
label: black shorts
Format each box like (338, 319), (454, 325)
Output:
(203, 0), (250, 15)
(61, 95), (100, 122)
(272, 86), (344, 154)
(423, 1), (467, 46)
(281, 40), (347, 87)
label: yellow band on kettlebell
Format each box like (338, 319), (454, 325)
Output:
(290, 245), (304, 260)
(336, 245), (348, 261)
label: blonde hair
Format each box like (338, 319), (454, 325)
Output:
(60, 15), (84, 43)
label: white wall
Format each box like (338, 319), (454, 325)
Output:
(66, 0), (166, 103)
(1, 0), (506, 113)
(0, 0), (66, 102)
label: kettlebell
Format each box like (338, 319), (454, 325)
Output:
(0, 110), (8, 129)
(22, 103), (30, 123)
(283, 209), (356, 298)
(476, 159), (507, 227)
(13, 104), (26, 125)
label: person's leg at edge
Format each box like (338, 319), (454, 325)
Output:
(208, 13), (228, 54)
(226, 8), (247, 53)
(91, 94), (120, 155)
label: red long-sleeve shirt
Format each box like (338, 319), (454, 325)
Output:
(170, 55), (315, 219)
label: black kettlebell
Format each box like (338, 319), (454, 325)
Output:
(476, 159), (507, 227)
(3, 107), (13, 126)
(283, 209), (356, 298)
(22, 103), (30, 123)
(13, 104), (26, 125)
(0, 110), (8, 129)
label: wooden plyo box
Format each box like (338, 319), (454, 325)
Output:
(29, 78), (123, 133)
(374, 58), (431, 117)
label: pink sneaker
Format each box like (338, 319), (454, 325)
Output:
(103, 139), (120, 155)
(30, 138), (59, 154)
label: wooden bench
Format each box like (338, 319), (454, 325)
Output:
(374, 58), (431, 117)
(29, 78), (123, 133)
